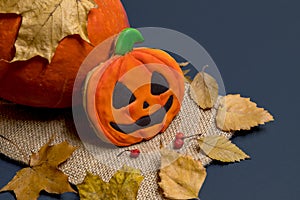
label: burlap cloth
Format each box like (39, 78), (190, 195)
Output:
(0, 84), (232, 199)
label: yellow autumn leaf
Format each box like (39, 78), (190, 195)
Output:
(0, 0), (96, 63)
(190, 69), (219, 109)
(198, 135), (250, 162)
(0, 139), (77, 200)
(216, 94), (274, 131)
(77, 165), (144, 200)
(159, 149), (207, 200)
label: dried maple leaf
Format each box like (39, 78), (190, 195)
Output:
(77, 165), (144, 200)
(216, 94), (274, 131)
(0, 139), (77, 200)
(198, 135), (250, 162)
(190, 67), (219, 109)
(0, 0), (96, 62)
(159, 149), (206, 200)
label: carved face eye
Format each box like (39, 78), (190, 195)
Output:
(151, 72), (169, 95)
(113, 82), (136, 109)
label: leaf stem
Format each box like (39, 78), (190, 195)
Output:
(117, 150), (131, 157)
(201, 65), (209, 73)
(115, 28), (144, 55)
(183, 133), (204, 140)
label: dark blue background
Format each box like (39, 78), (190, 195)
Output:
(1, 0), (299, 199)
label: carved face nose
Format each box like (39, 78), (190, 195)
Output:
(143, 101), (150, 109)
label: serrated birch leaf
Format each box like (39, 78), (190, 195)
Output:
(216, 94), (274, 131)
(159, 148), (206, 200)
(198, 135), (250, 162)
(77, 165), (144, 200)
(190, 71), (219, 109)
(0, 0), (96, 62)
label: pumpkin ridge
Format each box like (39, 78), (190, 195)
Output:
(93, 56), (156, 145)
(85, 59), (128, 144)
(117, 53), (151, 81)
(130, 50), (166, 68)
(94, 56), (143, 146)
(0, 0), (129, 108)
(84, 60), (117, 143)
(127, 52), (154, 77)
(133, 48), (181, 73)
(53, 77), (68, 107)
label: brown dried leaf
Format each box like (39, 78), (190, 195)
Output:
(159, 149), (206, 200)
(0, 139), (77, 200)
(77, 165), (144, 200)
(198, 135), (250, 162)
(0, 0), (96, 63)
(190, 70), (219, 109)
(216, 94), (274, 131)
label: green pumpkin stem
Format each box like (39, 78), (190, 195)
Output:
(115, 28), (144, 55)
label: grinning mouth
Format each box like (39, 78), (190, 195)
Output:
(110, 95), (173, 134)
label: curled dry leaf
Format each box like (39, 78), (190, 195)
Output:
(216, 94), (274, 131)
(159, 149), (206, 200)
(0, 0), (96, 62)
(77, 165), (144, 200)
(190, 68), (219, 109)
(182, 69), (191, 76)
(0, 139), (77, 200)
(178, 62), (190, 67)
(198, 135), (250, 162)
(182, 69), (193, 83)
(178, 62), (192, 83)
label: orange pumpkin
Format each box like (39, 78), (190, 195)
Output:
(83, 28), (185, 146)
(0, 0), (129, 108)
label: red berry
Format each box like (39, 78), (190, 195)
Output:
(175, 132), (185, 139)
(130, 149), (140, 158)
(173, 139), (184, 149)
